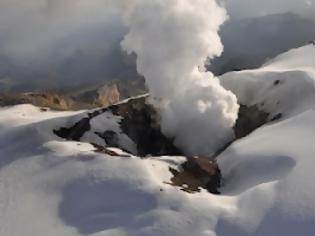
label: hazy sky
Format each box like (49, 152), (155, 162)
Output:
(0, 0), (124, 60)
(0, 0), (314, 61)
(221, 0), (315, 20)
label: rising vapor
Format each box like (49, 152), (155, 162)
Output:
(115, 0), (239, 156)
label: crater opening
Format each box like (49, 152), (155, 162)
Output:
(54, 95), (270, 194)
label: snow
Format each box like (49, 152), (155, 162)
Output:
(216, 45), (315, 235)
(0, 104), (82, 128)
(217, 109), (315, 235)
(1, 45), (315, 235)
(220, 45), (315, 119)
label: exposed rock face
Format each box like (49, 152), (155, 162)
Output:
(54, 95), (271, 195)
(54, 95), (270, 159)
(170, 157), (221, 194)
(109, 96), (182, 156)
(54, 95), (182, 157)
(71, 79), (146, 108)
(74, 82), (121, 107)
(0, 79), (147, 110)
(55, 117), (93, 141)
(234, 105), (269, 139)
(0, 92), (91, 111)
(95, 83), (121, 107)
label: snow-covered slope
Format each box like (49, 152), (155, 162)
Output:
(0, 105), (185, 236)
(209, 13), (315, 75)
(216, 45), (315, 235)
(1, 45), (315, 236)
(220, 45), (315, 119)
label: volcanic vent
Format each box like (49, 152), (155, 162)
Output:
(54, 94), (269, 194)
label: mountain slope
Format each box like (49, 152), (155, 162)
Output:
(216, 45), (315, 235)
(209, 13), (315, 75)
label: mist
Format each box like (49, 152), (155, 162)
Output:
(0, 0), (132, 92)
(0, 0), (123, 59)
(209, 12), (315, 75)
(220, 0), (315, 20)
(1, 0), (315, 91)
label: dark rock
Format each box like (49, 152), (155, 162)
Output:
(234, 105), (269, 139)
(54, 95), (182, 157)
(91, 143), (132, 158)
(54, 106), (111, 141)
(274, 80), (281, 86)
(54, 117), (91, 141)
(95, 130), (119, 148)
(104, 96), (182, 156)
(170, 157), (221, 194)
(271, 113), (283, 121)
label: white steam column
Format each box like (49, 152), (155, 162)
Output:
(119, 0), (239, 156)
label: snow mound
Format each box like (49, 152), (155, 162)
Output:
(215, 45), (315, 235)
(220, 45), (315, 119)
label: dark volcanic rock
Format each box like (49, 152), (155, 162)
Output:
(91, 143), (132, 158)
(54, 96), (270, 158)
(234, 105), (269, 139)
(170, 157), (221, 194)
(54, 95), (182, 157)
(109, 96), (182, 157)
(95, 130), (119, 148)
(54, 117), (91, 141)
(209, 104), (269, 159)
(270, 113), (283, 122)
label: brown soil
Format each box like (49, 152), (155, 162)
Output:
(0, 92), (95, 111)
(169, 157), (221, 194)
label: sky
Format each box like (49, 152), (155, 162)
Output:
(221, 0), (315, 20)
(0, 0), (314, 91)
(0, 0), (314, 61)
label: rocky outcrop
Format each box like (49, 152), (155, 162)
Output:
(0, 79), (147, 111)
(234, 105), (269, 139)
(54, 95), (272, 195)
(95, 83), (121, 107)
(54, 95), (182, 157)
(74, 82), (121, 107)
(170, 157), (221, 194)
(71, 79), (146, 108)
(109, 96), (182, 156)
(0, 92), (92, 111)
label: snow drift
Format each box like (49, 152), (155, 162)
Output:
(220, 45), (315, 119)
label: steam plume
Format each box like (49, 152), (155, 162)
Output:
(118, 0), (239, 156)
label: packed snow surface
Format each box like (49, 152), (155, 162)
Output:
(0, 45), (315, 235)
